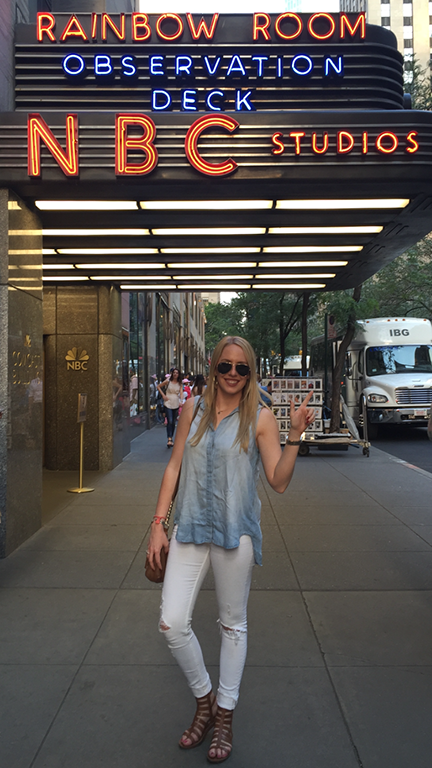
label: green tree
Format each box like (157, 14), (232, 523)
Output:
(204, 301), (243, 353)
(403, 55), (432, 111)
(362, 240), (432, 318)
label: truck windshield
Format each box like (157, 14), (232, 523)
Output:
(366, 345), (432, 376)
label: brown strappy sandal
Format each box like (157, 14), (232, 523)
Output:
(207, 707), (233, 764)
(178, 691), (217, 750)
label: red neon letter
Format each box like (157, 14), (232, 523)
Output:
(271, 133), (285, 155)
(115, 114), (158, 176)
(132, 13), (151, 41)
(340, 13), (366, 39)
(59, 15), (88, 42)
(311, 133), (329, 154)
(156, 14), (184, 41)
(376, 132), (398, 154)
(186, 14), (219, 40)
(28, 113), (78, 177)
(406, 131), (419, 153)
(308, 13), (336, 40)
(253, 13), (271, 41)
(36, 13), (55, 42)
(362, 132), (368, 154)
(289, 131), (305, 155)
(101, 13), (125, 41)
(91, 13), (97, 38)
(275, 13), (303, 40)
(185, 115), (239, 176)
(337, 131), (355, 154)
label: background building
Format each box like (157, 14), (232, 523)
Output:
(341, 0), (431, 73)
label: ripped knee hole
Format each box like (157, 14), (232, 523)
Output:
(159, 621), (171, 631)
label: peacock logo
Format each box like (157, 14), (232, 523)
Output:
(65, 347), (89, 371)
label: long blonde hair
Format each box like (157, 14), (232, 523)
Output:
(190, 336), (266, 452)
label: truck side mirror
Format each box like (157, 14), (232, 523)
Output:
(345, 353), (353, 378)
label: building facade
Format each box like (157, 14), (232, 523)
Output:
(0, 0), (205, 557)
(341, 0), (431, 72)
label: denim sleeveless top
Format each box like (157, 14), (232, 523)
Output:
(174, 397), (263, 565)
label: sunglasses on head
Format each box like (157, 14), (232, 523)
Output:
(217, 361), (250, 377)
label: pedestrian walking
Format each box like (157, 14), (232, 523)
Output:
(157, 368), (183, 447)
(191, 373), (206, 397)
(147, 336), (314, 762)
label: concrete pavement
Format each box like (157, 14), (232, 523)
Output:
(1, 426), (432, 768)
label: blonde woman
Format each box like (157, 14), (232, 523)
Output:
(147, 336), (314, 763)
(157, 368), (182, 447)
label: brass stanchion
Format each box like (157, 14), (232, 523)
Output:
(68, 393), (94, 494)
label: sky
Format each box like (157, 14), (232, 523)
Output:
(139, 1), (339, 12)
(138, 0), (340, 302)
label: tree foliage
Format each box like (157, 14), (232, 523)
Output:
(362, 240), (432, 318)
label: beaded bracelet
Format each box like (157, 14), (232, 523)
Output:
(152, 515), (169, 531)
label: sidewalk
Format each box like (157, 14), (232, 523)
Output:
(1, 426), (432, 768)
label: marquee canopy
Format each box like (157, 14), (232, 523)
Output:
(2, 11), (432, 291)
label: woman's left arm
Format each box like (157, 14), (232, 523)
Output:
(257, 391), (314, 493)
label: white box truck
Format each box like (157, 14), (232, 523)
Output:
(345, 317), (432, 437)
(311, 317), (432, 438)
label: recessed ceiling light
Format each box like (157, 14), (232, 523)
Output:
(259, 261), (348, 267)
(167, 262), (257, 269)
(152, 228), (266, 236)
(140, 200), (273, 210)
(252, 283), (326, 289)
(262, 246), (361, 253)
(161, 248), (261, 254)
(181, 284), (250, 289)
(256, 273), (335, 278)
(90, 275), (171, 281)
(43, 264), (75, 269)
(74, 263), (165, 269)
(275, 199), (409, 210)
(43, 275), (89, 281)
(268, 226), (383, 235)
(120, 284), (172, 290)
(173, 275), (254, 280)
(43, 229), (150, 236)
(57, 248), (159, 255)
(36, 201), (138, 211)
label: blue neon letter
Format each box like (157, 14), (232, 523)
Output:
(152, 90), (172, 111)
(206, 90), (225, 111)
(176, 56), (194, 77)
(226, 55), (247, 78)
(251, 56), (269, 78)
(324, 56), (344, 77)
(182, 89), (198, 111)
(150, 55), (165, 76)
(277, 57), (284, 79)
(291, 54), (313, 77)
(95, 55), (113, 76)
(121, 56), (137, 77)
(203, 56), (221, 77)
(236, 90), (255, 111)
(62, 53), (85, 77)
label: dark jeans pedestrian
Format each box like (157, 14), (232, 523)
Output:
(166, 407), (179, 439)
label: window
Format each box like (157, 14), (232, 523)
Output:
(366, 345), (432, 376)
(381, 17), (391, 25)
(404, 39), (413, 47)
(403, 17), (413, 25)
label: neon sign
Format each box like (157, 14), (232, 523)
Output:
(26, 113), (420, 180)
(37, 12), (365, 43)
(34, 11), (370, 113)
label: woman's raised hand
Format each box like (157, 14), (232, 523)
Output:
(289, 389), (315, 436)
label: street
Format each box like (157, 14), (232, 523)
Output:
(372, 425), (432, 474)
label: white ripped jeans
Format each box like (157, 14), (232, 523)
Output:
(159, 527), (255, 710)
